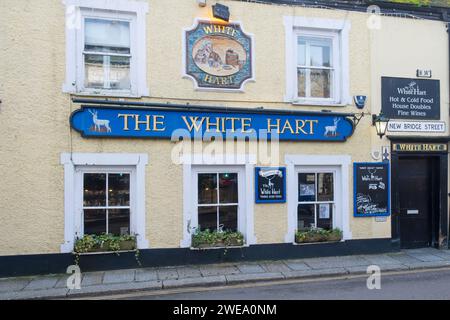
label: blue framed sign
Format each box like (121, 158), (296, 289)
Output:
(255, 167), (286, 203)
(70, 106), (355, 141)
(354, 162), (390, 217)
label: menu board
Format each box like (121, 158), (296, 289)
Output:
(381, 77), (440, 120)
(255, 167), (286, 203)
(354, 163), (390, 217)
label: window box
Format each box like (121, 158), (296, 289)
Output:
(295, 228), (343, 244)
(74, 234), (137, 254)
(191, 230), (245, 249)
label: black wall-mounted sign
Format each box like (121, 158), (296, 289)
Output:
(255, 167), (286, 203)
(381, 77), (440, 120)
(354, 162), (390, 217)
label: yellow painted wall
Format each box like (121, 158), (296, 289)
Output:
(0, 0), (448, 255)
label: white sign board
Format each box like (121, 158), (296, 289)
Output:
(387, 120), (445, 133)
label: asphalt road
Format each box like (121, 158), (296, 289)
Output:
(95, 268), (450, 300)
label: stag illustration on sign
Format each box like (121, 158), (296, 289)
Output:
(324, 117), (340, 137)
(259, 169), (283, 189)
(88, 109), (111, 133)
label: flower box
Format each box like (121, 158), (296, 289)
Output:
(191, 230), (244, 249)
(295, 228), (343, 244)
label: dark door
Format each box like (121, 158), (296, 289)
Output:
(397, 157), (433, 248)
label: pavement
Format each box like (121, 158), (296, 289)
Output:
(2, 247), (450, 300)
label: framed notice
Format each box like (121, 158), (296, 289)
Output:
(354, 162), (390, 217)
(255, 167), (286, 203)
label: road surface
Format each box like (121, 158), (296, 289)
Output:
(80, 268), (450, 300)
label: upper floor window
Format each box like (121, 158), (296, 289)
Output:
(84, 18), (132, 91)
(284, 16), (350, 106)
(63, 0), (149, 97)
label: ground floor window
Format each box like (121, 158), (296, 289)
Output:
(197, 172), (239, 232)
(61, 152), (149, 253)
(298, 171), (335, 231)
(83, 172), (131, 236)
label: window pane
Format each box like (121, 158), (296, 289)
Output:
(299, 173), (316, 202)
(85, 18), (130, 54)
(198, 174), (217, 204)
(298, 204), (315, 231)
(297, 38), (306, 66)
(317, 173), (334, 202)
(84, 173), (106, 207)
(84, 209), (106, 235)
(109, 55), (131, 89)
(309, 38), (332, 67)
(219, 206), (238, 232)
(108, 209), (130, 236)
(297, 68), (306, 98)
(198, 206), (217, 231)
(108, 173), (130, 206)
(219, 173), (238, 204)
(310, 69), (331, 98)
(317, 204), (333, 230)
(84, 55), (131, 90)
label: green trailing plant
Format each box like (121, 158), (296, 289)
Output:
(295, 228), (343, 244)
(73, 233), (138, 265)
(191, 229), (244, 249)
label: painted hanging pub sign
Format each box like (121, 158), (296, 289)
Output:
(70, 106), (355, 142)
(183, 19), (254, 91)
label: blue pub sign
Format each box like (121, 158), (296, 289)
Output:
(70, 106), (355, 141)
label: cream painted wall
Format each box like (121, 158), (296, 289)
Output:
(0, 0), (447, 255)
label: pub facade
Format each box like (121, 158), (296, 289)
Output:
(0, 0), (449, 276)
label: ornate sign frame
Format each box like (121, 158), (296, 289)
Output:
(183, 19), (255, 92)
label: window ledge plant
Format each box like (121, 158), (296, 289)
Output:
(73, 234), (140, 265)
(295, 228), (343, 244)
(191, 229), (245, 249)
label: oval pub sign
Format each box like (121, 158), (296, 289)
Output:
(184, 19), (254, 90)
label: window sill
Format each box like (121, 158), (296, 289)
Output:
(291, 100), (348, 107)
(293, 240), (344, 246)
(73, 249), (137, 256)
(64, 90), (148, 99)
(189, 244), (248, 250)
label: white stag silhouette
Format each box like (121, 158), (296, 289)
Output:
(88, 109), (111, 133)
(324, 117), (340, 137)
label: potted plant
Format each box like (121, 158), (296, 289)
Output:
(74, 234), (137, 254)
(295, 228), (343, 244)
(191, 229), (244, 248)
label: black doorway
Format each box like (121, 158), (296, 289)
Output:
(391, 142), (448, 249)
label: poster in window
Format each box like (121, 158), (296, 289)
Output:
(255, 167), (286, 203)
(354, 162), (390, 217)
(319, 204), (330, 219)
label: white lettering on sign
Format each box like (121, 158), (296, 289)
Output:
(387, 121), (445, 133)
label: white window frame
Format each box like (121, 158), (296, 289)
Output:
(285, 155), (352, 243)
(284, 16), (351, 106)
(193, 168), (244, 233)
(77, 167), (134, 236)
(296, 169), (337, 230)
(60, 153), (149, 253)
(180, 154), (257, 248)
(63, 0), (149, 97)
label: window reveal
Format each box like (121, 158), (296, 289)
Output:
(298, 172), (334, 231)
(197, 173), (239, 232)
(83, 173), (131, 235)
